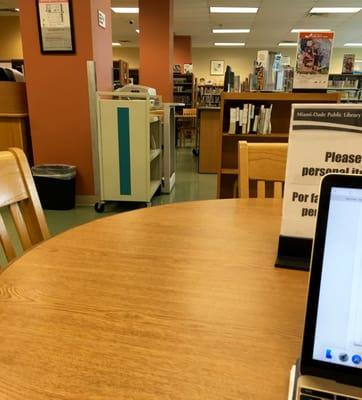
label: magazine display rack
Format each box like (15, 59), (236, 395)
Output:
(217, 92), (341, 199)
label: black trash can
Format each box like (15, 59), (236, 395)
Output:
(32, 164), (76, 210)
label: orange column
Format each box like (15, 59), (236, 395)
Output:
(18, 0), (112, 196)
(139, 0), (173, 102)
(174, 35), (192, 66)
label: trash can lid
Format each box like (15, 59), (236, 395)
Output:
(31, 164), (76, 180)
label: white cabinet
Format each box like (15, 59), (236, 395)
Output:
(97, 92), (162, 205)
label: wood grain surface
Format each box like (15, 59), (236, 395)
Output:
(0, 199), (308, 399)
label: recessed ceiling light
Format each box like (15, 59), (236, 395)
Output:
(136, 29), (140, 33)
(291, 29), (331, 33)
(278, 42), (298, 47)
(344, 43), (362, 47)
(214, 42), (245, 46)
(212, 28), (250, 33)
(111, 7), (139, 13)
(14, 8), (19, 12)
(210, 7), (258, 13)
(309, 7), (361, 14)
(112, 42), (121, 46)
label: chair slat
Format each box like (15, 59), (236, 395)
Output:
(238, 141), (288, 199)
(257, 181), (266, 198)
(274, 182), (283, 199)
(238, 141), (249, 198)
(0, 212), (16, 262)
(10, 203), (32, 250)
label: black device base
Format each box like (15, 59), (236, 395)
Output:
(275, 235), (313, 271)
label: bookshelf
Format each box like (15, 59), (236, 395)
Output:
(173, 73), (195, 107)
(217, 91), (341, 198)
(328, 74), (362, 102)
(197, 84), (223, 107)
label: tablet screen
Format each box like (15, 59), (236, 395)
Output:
(312, 186), (362, 369)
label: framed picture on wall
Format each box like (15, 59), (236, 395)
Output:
(36, 0), (76, 54)
(210, 60), (224, 75)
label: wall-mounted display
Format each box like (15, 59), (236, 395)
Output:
(210, 60), (224, 75)
(36, 0), (75, 53)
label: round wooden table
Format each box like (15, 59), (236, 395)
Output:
(0, 199), (308, 399)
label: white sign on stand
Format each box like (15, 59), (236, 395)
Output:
(277, 104), (362, 269)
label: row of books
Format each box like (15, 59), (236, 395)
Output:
(228, 104), (273, 135)
(174, 95), (192, 106)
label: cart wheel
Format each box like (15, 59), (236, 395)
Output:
(94, 202), (105, 213)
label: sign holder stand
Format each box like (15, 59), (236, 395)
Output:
(275, 236), (312, 271)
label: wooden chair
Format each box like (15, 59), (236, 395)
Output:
(178, 108), (197, 147)
(0, 147), (50, 263)
(238, 141), (288, 198)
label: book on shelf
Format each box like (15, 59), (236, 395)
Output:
(228, 108), (237, 134)
(227, 103), (273, 135)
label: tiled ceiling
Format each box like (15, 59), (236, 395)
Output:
(1, 0), (361, 47)
(111, 0), (362, 47)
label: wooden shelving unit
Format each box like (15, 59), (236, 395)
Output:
(197, 84), (223, 107)
(173, 73), (195, 107)
(217, 91), (341, 199)
(328, 74), (362, 102)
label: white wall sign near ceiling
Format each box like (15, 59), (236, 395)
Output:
(98, 10), (106, 29)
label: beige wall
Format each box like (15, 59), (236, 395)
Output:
(0, 16), (23, 60)
(191, 47), (296, 83)
(112, 46), (362, 83)
(112, 47), (140, 68)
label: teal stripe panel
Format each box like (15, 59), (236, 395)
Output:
(117, 107), (131, 195)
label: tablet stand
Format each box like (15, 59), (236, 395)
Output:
(275, 236), (312, 271)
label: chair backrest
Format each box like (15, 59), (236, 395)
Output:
(0, 148), (50, 263)
(182, 108), (197, 116)
(238, 141), (288, 199)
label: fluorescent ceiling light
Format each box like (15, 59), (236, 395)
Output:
(212, 28), (250, 33)
(112, 42), (121, 46)
(309, 7), (361, 14)
(214, 42), (245, 46)
(291, 28), (331, 33)
(344, 43), (362, 47)
(278, 42), (298, 47)
(111, 7), (139, 13)
(210, 7), (258, 13)
(136, 29), (140, 33)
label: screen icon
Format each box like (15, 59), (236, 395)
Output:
(325, 349), (333, 359)
(339, 353), (349, 362)
(352, 355), (361, 365)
